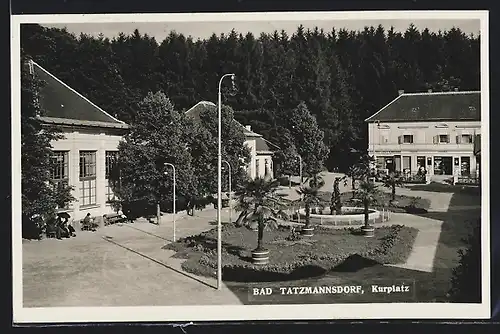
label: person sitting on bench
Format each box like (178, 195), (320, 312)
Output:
(54, 216), (72, 239)
(82, 213), (97, 231)
(61, 217), (76, 237)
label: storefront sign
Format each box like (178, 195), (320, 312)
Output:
(375, 151), (399, 155)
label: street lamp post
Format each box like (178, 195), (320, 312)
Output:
(297, 154), (303, 185)
(217, 73), (235, 291)
(222, 159), (232, 225)
(164, 163), (176, 242)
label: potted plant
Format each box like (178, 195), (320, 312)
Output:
(354, 177), (380, 237)
(296, 173), (325, 237)
(235, 176), (289, 264)
(382, 171), (404, 206)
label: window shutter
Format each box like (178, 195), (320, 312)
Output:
(433, 135), (437, 144)
(456, 135), (461, 144)
(446, 135), (450, 143)
(398, 136), (402, 144)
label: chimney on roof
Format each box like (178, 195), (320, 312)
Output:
(398, 90), (404, 96)
(428, 89), (432, 93)
(245, 125), (251, 131)
(454, 87), (459, 92)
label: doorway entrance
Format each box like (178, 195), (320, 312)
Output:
(461, 157), (471, 176)
(385, 157), (395, 173)
(434, 156), (453, 175)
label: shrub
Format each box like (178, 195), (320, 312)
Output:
(448, 224), (481, 303)
(366, 224), (419, 263)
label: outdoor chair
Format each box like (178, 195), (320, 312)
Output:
(45, 222), (58, 238)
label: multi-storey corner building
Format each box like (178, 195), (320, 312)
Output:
(365, 90), (481, 180)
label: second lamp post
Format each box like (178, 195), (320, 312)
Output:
(164, 162), (176, 242)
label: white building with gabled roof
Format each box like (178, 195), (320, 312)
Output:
(185, 101), (279, 179)
(30, 60), (129, 222)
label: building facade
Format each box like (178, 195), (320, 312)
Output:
(30, 62), (277, 221)
(185, 101), (276, 179)
(32, 61), (129, 221)
(365, 90), (481, 180)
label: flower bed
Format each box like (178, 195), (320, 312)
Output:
(164, 224), (418, 282)
(294, 206), (381, 226)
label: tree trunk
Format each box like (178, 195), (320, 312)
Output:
(156, 202), (161, 225)
(364, 199), (369, 227)
(305, 202), (310, 228)
(392, 185), (396, 201)
(257, 219), (264, 250)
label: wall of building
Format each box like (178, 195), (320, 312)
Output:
(244, 138), (257, 179)
(367, 120), (481, 177)
(255, 154), (274, 179)
(50, 126), (124, 223)
(243, 139), (274, 179)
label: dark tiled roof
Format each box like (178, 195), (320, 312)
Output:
(255, 137), (271, 153)
(474, 134), (481, 155)
(32, 61), (128, 128)
(365, 91), (481, 122)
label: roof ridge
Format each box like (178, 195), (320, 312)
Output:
(365, 94), (403, 122)
(185, 100), (216, 115)
(31, 61), (127, 125)
(402, 90), (481, 96)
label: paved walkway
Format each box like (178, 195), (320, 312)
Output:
(23, 174), (480, 306)
(22, 207), (242, 307)
(281, 173), (481, 273)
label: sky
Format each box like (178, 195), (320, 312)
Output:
(44, 19), (480, 43)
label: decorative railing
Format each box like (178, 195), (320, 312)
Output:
(401, 173), (426, 184)
(456, 176), (480, 185)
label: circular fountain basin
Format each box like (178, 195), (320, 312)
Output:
(296, 207), (381, 227)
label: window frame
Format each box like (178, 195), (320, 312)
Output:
(439, 134), (450, 144)
(79, 150), (97, 207)
(105, 151), (119, 203)
(461, 134), (473, 144)
(51, 151), (70, 209)
(402, 134), (414, 144)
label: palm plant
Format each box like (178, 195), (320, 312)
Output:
(235, 176), (289, 251)
(354, 177), (380, 229)
(296, 175), (325, 229)
(382, 171), (404, 202)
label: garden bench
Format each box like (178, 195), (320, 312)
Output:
(103, 213), (127, 226)
(80, 217), (99, 231)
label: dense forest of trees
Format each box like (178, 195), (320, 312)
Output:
(20, 23), (480, 172)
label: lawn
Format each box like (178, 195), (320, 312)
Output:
(164, 223), (418, 283)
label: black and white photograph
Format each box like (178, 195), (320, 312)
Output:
(11, 11), (490, 322)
